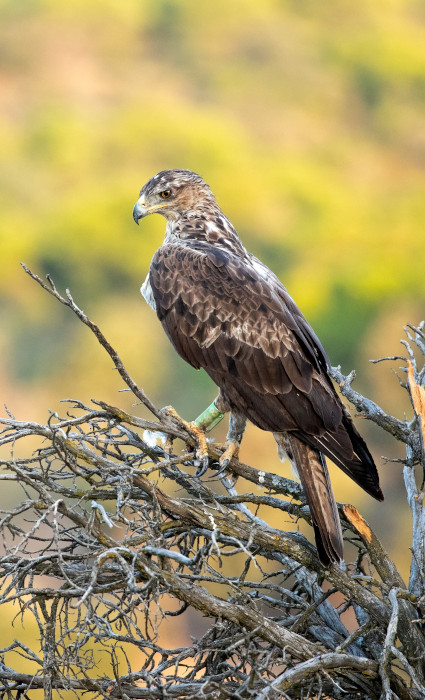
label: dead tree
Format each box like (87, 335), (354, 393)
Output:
(0, 266), (424, 699)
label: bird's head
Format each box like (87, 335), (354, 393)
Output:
(133, 169), (216, 224)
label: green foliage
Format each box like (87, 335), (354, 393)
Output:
(0, 0), (423, 595)
(0, 1), (423, 364)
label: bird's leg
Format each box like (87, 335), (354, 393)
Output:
(193, 400), (227, 432)
(216, 406), (247, 475)
(162, 399), (226, 478)
(195, 392), (247, 474)
(190, 396), (227, 476)
(162, 393), (246, 478)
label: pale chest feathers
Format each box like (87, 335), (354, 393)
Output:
(140, 273), (156, 311)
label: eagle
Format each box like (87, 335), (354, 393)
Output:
(132, 168), (383, 565)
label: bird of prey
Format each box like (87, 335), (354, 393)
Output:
(133, 168), (383, 565)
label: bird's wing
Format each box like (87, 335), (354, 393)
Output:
(247, 255), (331, 375)
(149, 241), (383, 502)
(149, 241), (342, 436)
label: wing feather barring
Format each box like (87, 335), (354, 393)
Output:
(133, 169), (383, 566)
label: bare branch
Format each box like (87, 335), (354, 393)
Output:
(0, 271), (423, 698)
(21, 263), (161, 419)
(330, 365), (417, 449)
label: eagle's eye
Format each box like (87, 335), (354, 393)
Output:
(160, 190), (171, 199)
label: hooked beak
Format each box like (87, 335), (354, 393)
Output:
(132, 199), (148, 225)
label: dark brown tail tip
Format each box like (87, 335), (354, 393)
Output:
(313, 523), (343, 566)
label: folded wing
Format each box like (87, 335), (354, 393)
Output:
(149, 241), (383, 505)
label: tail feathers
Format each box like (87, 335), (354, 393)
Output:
(304, 418), (384, 502)
(276, 434), (343, 565)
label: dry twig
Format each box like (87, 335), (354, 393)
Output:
(0, 270), (423, 698)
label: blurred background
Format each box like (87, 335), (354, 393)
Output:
(1, 0), (425, 682)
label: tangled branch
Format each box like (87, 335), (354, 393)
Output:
(0, 269), (424, 698)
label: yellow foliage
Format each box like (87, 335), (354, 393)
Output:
(0, 1), (424, 665)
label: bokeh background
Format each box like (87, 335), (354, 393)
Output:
(1, 0), (425, 687)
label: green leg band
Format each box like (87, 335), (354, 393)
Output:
(194, 401), (225, 432)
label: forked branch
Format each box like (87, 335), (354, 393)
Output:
(0, 270), (423, 699)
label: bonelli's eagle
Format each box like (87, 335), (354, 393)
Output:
(133, 168), (383, 565)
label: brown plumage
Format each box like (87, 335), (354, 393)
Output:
(133, 168), (383, 565)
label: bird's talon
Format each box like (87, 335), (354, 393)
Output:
(195, 456), (210, 478)
(218, 441), (240, 470)
(159, 405), (210, 475)
(215, 459), (230, 477)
